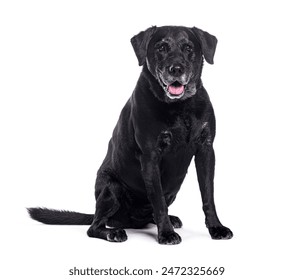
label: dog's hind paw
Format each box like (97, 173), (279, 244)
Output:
(158, 231), (182, 245)
(208, 226), (233, 240)
(106, 229), (128, 242)
(169, 215), (183, 228)
(87, 227), (128, 242)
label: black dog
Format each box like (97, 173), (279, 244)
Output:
(28, 26), (233, 244)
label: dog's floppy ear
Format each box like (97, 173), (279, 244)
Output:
(131, 26), (157, 66)
(192, 27), (217, 64)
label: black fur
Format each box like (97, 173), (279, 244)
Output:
(28, 26), (233, 244)
(27, 208), (93, 225)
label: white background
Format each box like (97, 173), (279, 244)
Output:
(1, 0), (294, 279)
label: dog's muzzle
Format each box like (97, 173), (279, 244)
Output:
(159, 73), (189, 100)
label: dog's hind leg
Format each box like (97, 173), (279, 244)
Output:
(169, 215), (183, 228)
(87, 173), (128, 242)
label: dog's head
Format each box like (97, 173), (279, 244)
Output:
(131, 26), (217, 102)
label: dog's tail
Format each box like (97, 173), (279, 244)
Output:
(27, 207), (94, 225)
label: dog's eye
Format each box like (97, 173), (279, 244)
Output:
(157, 44), (168, 52)
(184, 45), (193, 53)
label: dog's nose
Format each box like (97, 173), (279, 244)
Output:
(168, 64), (184, 77)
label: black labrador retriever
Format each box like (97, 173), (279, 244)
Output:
(28, 26), (233, 244)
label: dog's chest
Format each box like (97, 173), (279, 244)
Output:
(157, 114), (203, 153)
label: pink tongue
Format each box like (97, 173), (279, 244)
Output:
(168, 85), (184, 95)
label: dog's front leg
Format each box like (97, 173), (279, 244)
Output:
(195, 143), (233, 240)
(140, 151), (181, 245)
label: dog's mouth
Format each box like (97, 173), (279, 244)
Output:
(157, 73), (189, 100)
(167, 81), (185, 96)
(163, 80), (186, 99)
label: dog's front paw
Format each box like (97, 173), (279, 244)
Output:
(208, 226), (233, 240)
(158, 231), (182, 245)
